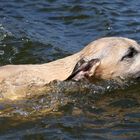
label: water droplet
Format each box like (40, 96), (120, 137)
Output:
(0, 50), (4, 55)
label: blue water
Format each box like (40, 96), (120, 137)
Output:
(0, 0), (140, 139)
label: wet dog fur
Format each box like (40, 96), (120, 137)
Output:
(0, 37), (140, 100)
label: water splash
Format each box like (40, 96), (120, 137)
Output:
(0, 24), (13, 41)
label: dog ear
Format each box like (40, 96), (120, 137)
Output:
(66, 58), (100, 81)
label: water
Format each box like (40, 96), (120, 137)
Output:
(0, 0), (140, 139)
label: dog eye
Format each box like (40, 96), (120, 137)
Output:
(121, 47), (138, 61)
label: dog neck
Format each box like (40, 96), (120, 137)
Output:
(36, 52), (81, 83)
(0, 52), (81, 87)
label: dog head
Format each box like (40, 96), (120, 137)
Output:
(67, 37), (140, 81)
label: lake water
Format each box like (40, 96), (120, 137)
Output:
(0, 0), (140, 139)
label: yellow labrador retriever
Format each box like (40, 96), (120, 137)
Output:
(0, 37), (140, 100)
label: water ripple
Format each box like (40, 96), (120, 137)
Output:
(0, 0), (140, 139)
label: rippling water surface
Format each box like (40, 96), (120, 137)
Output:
(0, 0), (140, 139)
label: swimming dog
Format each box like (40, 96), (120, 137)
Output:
(0, 37), (140, 100)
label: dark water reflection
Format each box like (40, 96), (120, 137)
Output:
(0, 0), (140, 139)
